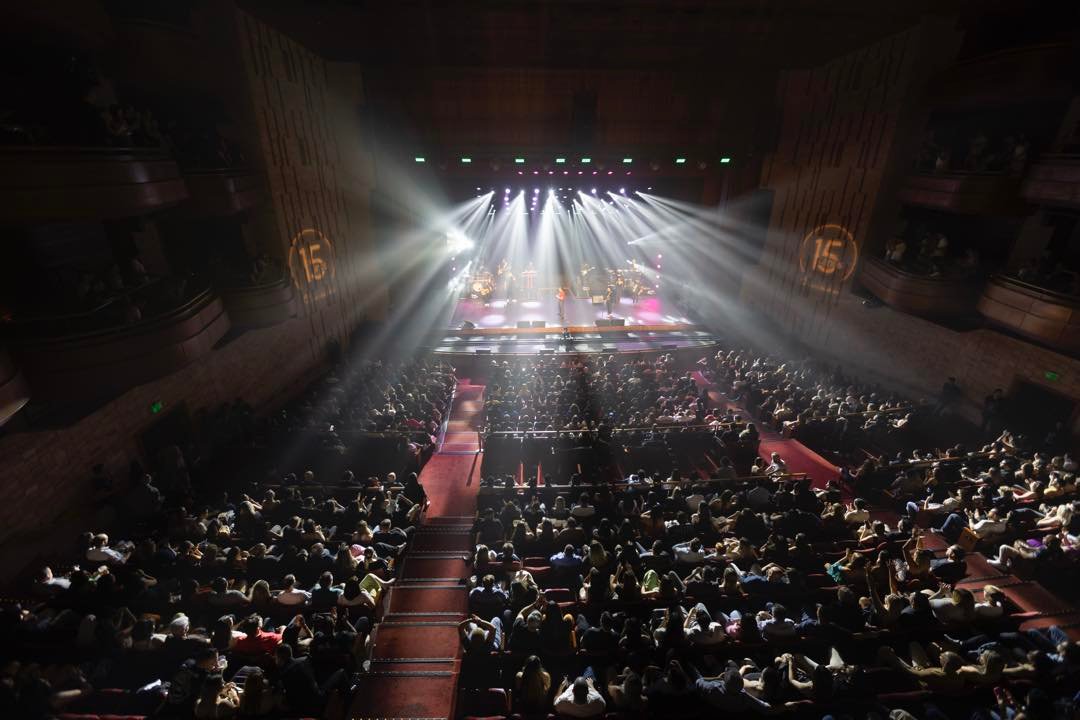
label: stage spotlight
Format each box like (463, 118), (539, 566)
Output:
(445, 231), (474, 255)
(581, 157), (591, 163)
(461, 157), (471, 163)
(476, 187), (481, 191)
(622, 158), (632, 164)
(620, 188), (626, 194)
(514, 157), (525, 163)
(675, 157), (686, 164)
(720, 157), (732, 164)
(591, 188), (597, 194)
(414, 157), (426, 163)
(555, 157), (566, 163)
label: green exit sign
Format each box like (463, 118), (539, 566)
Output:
(1044, 371), (1060, 382)
(150, 400), (165, 414)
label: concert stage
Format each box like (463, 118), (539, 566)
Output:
(431, 294), (720, 363)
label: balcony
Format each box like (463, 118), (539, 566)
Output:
(183, 169), (266, 216)
(0, 349), (30, 426)
(977, 276), (1080, 355)
(3, 284), (230, 403)
(858, 257), (979, 319)
(898, 171), (1025, 214)
(220, 277), (299, 328)
(1021, 154), (1080, 208)
(0, 147), (189, 221)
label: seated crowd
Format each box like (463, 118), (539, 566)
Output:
(460, 347), (1079, 720)
(0, 359), (448, 719)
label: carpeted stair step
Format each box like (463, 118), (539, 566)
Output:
(347, 672), (457, 719)
(387, 585), (468, 615)
(411, 531), (474, 553)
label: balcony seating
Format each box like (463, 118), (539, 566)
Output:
(182, 168), (265, 215)
(977, 275), (1080, 354)
(858, 257), (979, 319)
(0, 349), (30, 426)
(898, 171), (1025, 214)
(4, 287), (230, 403)
(220, 277), (299, 328)
(0, 147), (188, 221)
(1021, 153), (1080, 208)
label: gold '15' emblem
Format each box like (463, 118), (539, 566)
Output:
(288, 228), (336, 285)
(799, 224), (857, 281)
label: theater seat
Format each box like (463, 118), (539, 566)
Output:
(460, 687), (511, 717)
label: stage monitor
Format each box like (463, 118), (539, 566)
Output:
(531, 321), (546, 328)
(596, 319), (609, 327)
(475, 348), (491, 354)
(598, 318), (625, 327)
(611, 318), (625, 327)
(661, 344), (677, 350)
(516, 321), (531, 328)
(461, 321), (476, 330)
(539, 348), (555, 354)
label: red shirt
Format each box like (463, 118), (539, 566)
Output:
(233, 629), (282, 655)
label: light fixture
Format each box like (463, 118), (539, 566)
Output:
(622, 158), (633, 164)
(581, 157), (591, 164)
(514, 158), (525, 164)
(674, 157), (686, 164)
(720, 157), (732, 164)
(414, 157), (426, 163)
(620, 188), (626, 194)
(476, 187), (481, 191)
(555, 157), (566, 164)
(591, 188), (597, 194)
(460, 157), (471, 163)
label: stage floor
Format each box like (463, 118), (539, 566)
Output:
(434, 295), (718, 357)
(449, 294), (689, 330)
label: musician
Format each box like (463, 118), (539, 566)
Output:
(604, 285), (615, 317)
(556, 286), (567, 323)
(498, 260), (515, 303)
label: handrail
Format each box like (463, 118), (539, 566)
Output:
(0, 145), (176, 158)
(480, 472), (812, 492)
(990, 274), (1080, 306)
(863, 256), (978, 284)
(483, 423), (744, 437)
(2, 283), (216, 344)
(0, 276), (167, 325)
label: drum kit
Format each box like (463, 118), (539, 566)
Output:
(469, 270), (494, 301)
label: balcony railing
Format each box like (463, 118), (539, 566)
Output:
(977, 275), (1080, 355)
(4, 285), (230, 403)
(220, 276), (299, 328)
(0, 349), (30, 426)
(0, 146), (188, 221)
(182, 168), (266, 215)
(1021, 153), (1080, 208)
(858, 257), (979, 319)
(898, 171), (1025, 214)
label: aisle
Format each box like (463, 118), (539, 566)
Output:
(348, 380), (484, 719)
(691, 370), (840, 489)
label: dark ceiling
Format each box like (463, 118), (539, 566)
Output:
(241, 0), (989, 70)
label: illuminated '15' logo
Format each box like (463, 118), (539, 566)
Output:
(799, 224), (858, 281)
(288, 228), (336, 304)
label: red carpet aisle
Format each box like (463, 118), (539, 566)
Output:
(347, 382), (484, 719)
(691, 371), (840, 489)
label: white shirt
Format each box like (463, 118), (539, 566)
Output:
(554, 684), (606, 718)
(673, 543), (708, 564)
(687, 621), (726, 645)
(87, 546), (126, 564)
(276, 588), (311, 605)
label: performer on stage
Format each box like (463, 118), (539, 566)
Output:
(497, 259), (515, 302)
(604, 284), (615, 317)
(556, 286), (567, 324)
